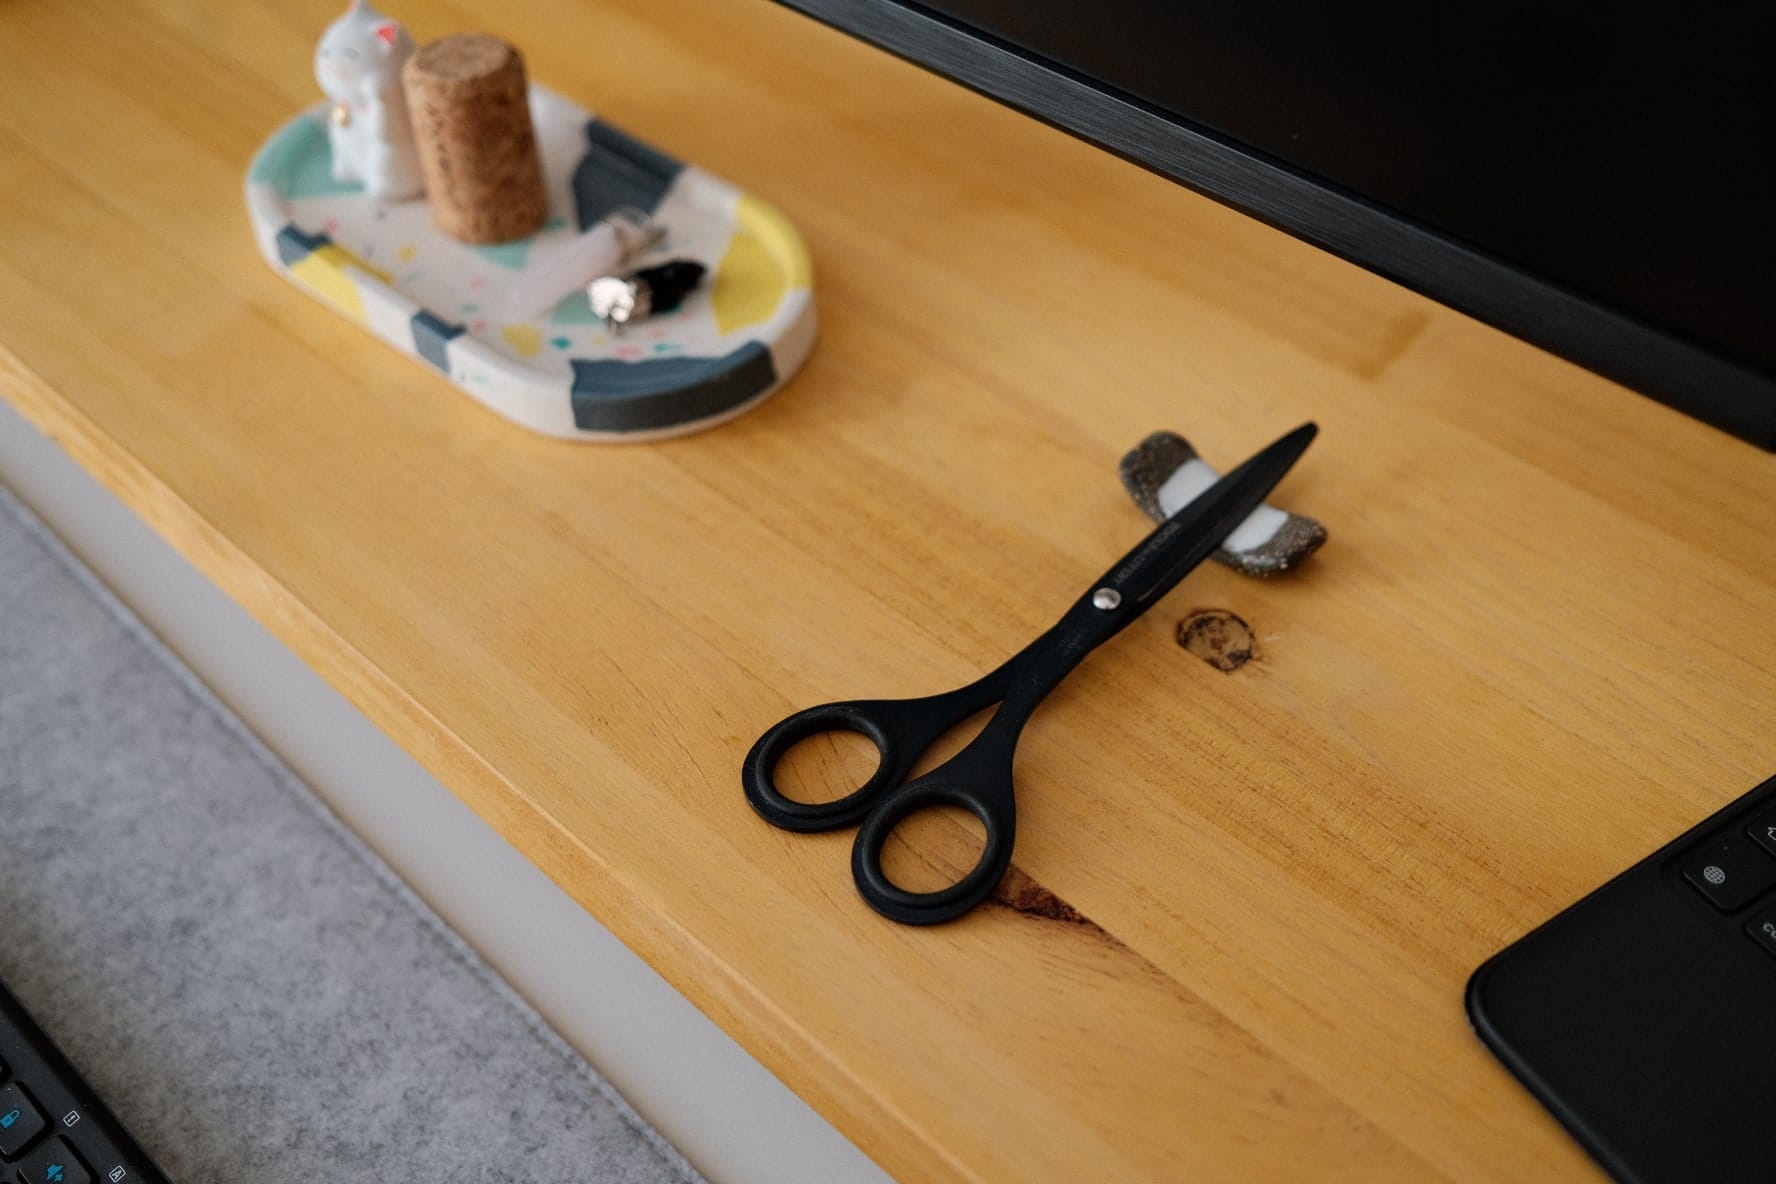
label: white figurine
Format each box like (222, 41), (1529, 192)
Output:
(314, 1), (424, 201)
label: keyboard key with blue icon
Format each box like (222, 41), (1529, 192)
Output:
(16, 1137), (92, 1184)
(0, 1082), (46, 1158)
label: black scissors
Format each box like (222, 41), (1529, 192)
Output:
(744, 423), (1317, 925)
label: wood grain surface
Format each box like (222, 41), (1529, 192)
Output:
(2, 2), (1773, 1180)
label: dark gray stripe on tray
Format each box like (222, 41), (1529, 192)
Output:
(275, 224), (331, 266)
(410, 311), (465, 374)
(572, 121), (686, 230)
(570, 342), (776, 433)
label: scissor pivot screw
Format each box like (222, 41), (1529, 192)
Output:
(1091, 587), (1122, 610)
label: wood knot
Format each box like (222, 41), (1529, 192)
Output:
(989, 866), (1102, 934)
(1177, 609), (1256, 672)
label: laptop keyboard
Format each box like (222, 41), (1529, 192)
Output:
(0, 980), (167, 1184)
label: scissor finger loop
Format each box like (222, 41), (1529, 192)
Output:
(742, 700), (910, 832)
(852, 774), (1018, 927)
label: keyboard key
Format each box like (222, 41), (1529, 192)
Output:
(1746, 809), (1776, 858)
(1748, 909), (1776, 960)
(16, 1137), (92, 1184)
(1683, 835), (1776, 911)
(0, 1080), (46, 1158)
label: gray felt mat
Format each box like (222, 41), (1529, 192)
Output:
(0, 486), (706, 1184)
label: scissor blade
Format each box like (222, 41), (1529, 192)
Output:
(1112, 422), (1317, 605)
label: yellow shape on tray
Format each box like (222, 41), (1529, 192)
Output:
(713, 194), (810, 334)
(500, 323), (543, 358)
(287, 243), (391, 325)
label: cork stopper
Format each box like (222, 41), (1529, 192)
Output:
(402, 33), (548, 244)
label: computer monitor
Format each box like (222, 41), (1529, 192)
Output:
(775, 1), (1776, 448)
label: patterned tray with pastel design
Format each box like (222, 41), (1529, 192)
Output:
(245, 87), (815, 440)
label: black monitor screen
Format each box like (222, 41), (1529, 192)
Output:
(780, 0), (1776, 444)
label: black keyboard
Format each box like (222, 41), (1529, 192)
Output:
(1469, 772), (1776, 1183)
(0, 979), (168, 1184)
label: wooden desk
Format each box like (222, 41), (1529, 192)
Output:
(3, 2), (1772, 1179)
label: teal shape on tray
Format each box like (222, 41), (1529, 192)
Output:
(550, 290), (602, 324)
(251, 116), (361, 200)
(471, 238), (536, 270)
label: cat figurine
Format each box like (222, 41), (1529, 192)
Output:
(314, 1), (424, 201)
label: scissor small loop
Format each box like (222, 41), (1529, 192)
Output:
(742, 701), (904, 832)
(851, 777), (1017, 926)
